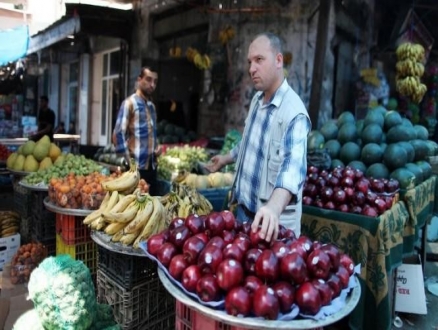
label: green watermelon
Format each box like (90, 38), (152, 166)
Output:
(337, 111), (355, 127)
(338, 123), (358, 145)
(361, 124), (383, 145)
(404, 163), (424, 185)
(324, 139), (342, 159)
(383, 143), (408, 171)
(348, 160), (367, 173)
(384, 110), (403, 132)
(340, 142), (361, 164)
(307, 130), (325, 150)
(366, 163), (390, 179)
(320, 121), (339, 141)
(364, 109), (385, 128)
(361, 143), (383, 165)
(413, 125), (429, 140)
(390, 168), (416, 190)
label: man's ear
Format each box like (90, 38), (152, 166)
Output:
(276, 53), (284, 69)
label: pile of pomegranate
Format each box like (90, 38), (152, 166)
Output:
(147, 210), (356, 319)
(303, 165), (400, 216)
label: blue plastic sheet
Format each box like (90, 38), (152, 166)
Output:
(0, 25), (29, 66)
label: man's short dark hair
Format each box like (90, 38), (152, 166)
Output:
(139, 66), (157, 78)
(40, 96), (49, 102)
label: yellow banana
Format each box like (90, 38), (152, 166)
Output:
(123, 198), (154, 234)
(119, 230), (141, 245)
(104, 221), (128, 235)
(111, 228), (124, 242)
(90, 216), (105, 230)
(102, 200), (139, 223)
(101, 165), (140, 192)
(109, 193), (137, 213)
(83, 192), (111, 225)
(1, 226), (19, 236)
(104, 191), (120, 213)
(133, 197), (165, 248)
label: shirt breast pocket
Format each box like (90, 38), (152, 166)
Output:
(267, 139), (283, 185)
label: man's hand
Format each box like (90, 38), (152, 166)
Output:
(154, 145), (163, 157)
(251, 204), (280, 243)
(204, 154), (233, 173)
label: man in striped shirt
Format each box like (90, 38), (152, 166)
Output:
(112, 66), (162, 195)
(206, 32), (311, 242)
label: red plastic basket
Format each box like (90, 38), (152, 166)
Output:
(55, 213), (91, 245)
(176, 301), (246, 330)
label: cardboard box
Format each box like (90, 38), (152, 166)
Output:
(395, 254), (427, 314)
(0, 234), (20, 271)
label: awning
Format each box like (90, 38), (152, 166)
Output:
(27, 16), (80, 55)
(0, 25), (29, 66)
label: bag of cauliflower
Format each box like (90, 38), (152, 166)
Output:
(27, 255), (97, 330)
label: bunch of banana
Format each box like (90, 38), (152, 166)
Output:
(396, 42), (425, 62)
(219, 26), (236, 45)
(395, 42), (427, 103)
(193, 53), (211, 70)
(186, 47), (199, 62)
(0, 211), (20, 238)
(161, 182), (213, 220)
(101, 162), (140, 192)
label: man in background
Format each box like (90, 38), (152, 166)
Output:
(31, 95), (56, 141)
(112, 66), (162, 195)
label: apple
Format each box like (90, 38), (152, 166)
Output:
(320, 244), (341, 271)
(206, 236), (225, 250)
(283, 228), (297, 240)
(233, 235), (251, 253)
(311, 279), (332, 306)
(308, 172), (319, 184)
(280, 252), (308, 285)
(196, 274), (221, 302)
(194, 232), (209, 245)
(168, 254), (190, 281)
(169, 217), (185, 230)
(326, 273), (342, 298)
(234, 221), (243, 232)
(355, 179), (369, 194)
(161, 228), (170, 240)
(220, 210), (236, 231)
(270, 241), (290, 260)
(297, 236), (313, 253)
(205, 212), (225, 237)
(327, 174), (340, 187)
(273, 281), (295, 313)
(255, 250), (280, 283)
(353, 191), (366, 206)
(333, 189), (347, 204)
(181, 265), (202, 293)
(146, 233), (167, 256)
(303, 196), (313, 206)
(198, 245), (223, 274)
(223, 243), (244, 262)
(340, 176), (354, 188)
(169, 225), (191, 249)
(354, 168), (364, 180)
(337, 204), (349, 213)
(319, 169), (329, 178)
(342, 166), (355, 179)
(295, 282), (322, 315)
(288, 240), (309, 260)
(156, 242), (178, 267)
(366, 191), (378, 205)
(306, 249), (331, 280)
(307, 165), (319, 174)
(340, 254), (355, 276)
(250, 229), (270, 250)
(305, 183), (318, 198)
(361, 204), (378, 217)
(332, 166), (343, 179)
(216, 259), (244, 291)
(182, 236), (206, 264)
(253, 285), (280, 320)
(225, 286), (252, 317)
(324, 201), (336, 210)
(315, 176), (326, 188)
(184, 214), (205, 234)
(385, 178), (399, 193)
(336, 265), (350, 289)
(370, 178), (385, 193)
(222, 230), (235, 245)
(243, 275), (263, 295)
(350, 205), (362, 214)
(278, 224), (288, 239)
(314, 198), (324, 208)
(320, 186), (334, 202)
(243, 248), (262, 274)
(384, 196), (394, 210)
(343, 187), (355, 202)
(312, 240), (323, 251)
(374, 197), (387, 214)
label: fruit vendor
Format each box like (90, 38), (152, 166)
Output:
(112, 66), (163, 195)
(30, 95), (56, 142)
(206, 32), (311, 242)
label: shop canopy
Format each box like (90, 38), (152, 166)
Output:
(0, 25), (29, 66)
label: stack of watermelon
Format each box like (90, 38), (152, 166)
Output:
(307, 106), (438, 190)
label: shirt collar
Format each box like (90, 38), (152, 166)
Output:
(255, 79), (289, 108)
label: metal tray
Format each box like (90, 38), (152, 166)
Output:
(90, 230), (147, 257)
(43, 197), (93, 216)
(19, 180), (48, 192)
(8, 169), (31, 177)
(158, 268), (361, 329)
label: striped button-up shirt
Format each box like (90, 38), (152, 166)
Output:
(231, 82), (310, 213)
(113, 94), (157, 170)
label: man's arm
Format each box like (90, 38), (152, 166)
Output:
(113, 100), (132, 161)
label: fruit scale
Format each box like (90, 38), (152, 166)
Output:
(157, 267), (361, 330)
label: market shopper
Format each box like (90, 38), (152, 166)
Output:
(112, 66), (162, 195)
(31, 95), (56, 142)
(205, 32), (311, 242)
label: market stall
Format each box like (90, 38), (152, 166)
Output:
(301, 202), (409, 330)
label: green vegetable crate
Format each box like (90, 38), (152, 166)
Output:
(56, 234), (97, 276)
(97, 269), (175, 330)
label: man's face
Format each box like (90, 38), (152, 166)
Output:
(247, 36), (281, 92)
(137, 69), (158, 97)
(40, 99), (48, 109)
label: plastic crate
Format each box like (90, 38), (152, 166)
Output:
(197, 187), (230, 212)
(19, 216), (31, 244)
(176, 301), (246, 330)
(31, 191), (56, 241)
(97, 269), (175, 330)
(55, 213), (91, 245)
(97, 245), (158, 289)
(56, 234), (97, 275)
(12, 180), (32, 219)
